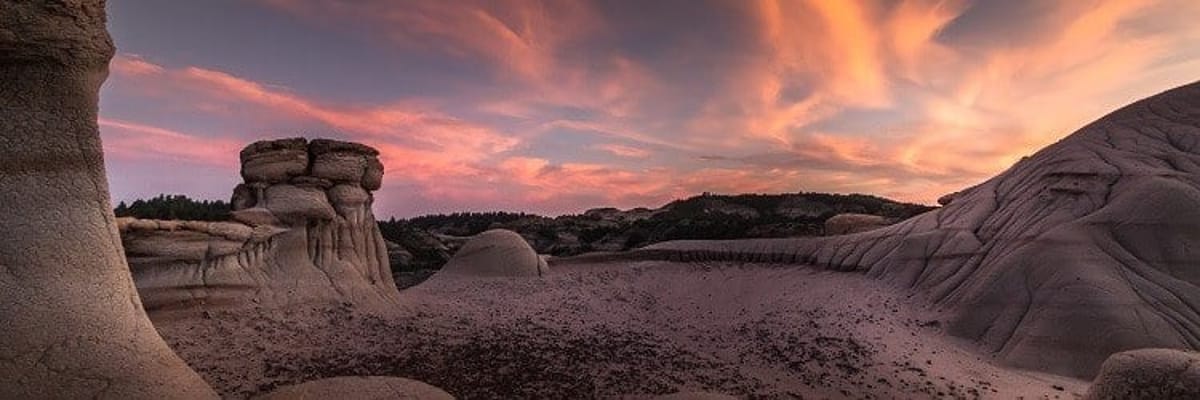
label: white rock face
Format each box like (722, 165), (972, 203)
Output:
(125, 138), (398, 312)
(0, 1), (218, 397)
(648, 81), (1200, 378)
(438, 229), (549, 277)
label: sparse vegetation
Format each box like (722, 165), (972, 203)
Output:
(379, 192), (935, 267)
(114, 194), (231, 221)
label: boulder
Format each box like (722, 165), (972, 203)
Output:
(438, 229), (549, 277)
(255, 376), (453, 400)
(936, 190), (961, 206)
(1085, 349), (1200, 400)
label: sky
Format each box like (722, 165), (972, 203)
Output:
(100, 0), (1200, 218)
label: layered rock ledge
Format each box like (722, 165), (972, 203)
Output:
(125, 138), (399, 312)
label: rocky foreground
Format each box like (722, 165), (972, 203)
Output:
(155, 261), (1085, 399)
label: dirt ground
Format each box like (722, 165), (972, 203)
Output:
(154, 261), (1087, 399)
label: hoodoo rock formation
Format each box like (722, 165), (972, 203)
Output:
(436, 229), (548, 278)
(0, 1), (218, 397)
(645, 80), (1200, 378)
(126, 138), (399, 311)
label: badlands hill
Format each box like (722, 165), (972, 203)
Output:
(156, 83), (1200, 398)
(374, 192), (931, 279)
(4, 1), (1200, 399)
(642, 80), (1200, 379)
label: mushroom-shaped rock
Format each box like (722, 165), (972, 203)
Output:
(124, 138), (400, 312)
(1084, 349), (1200, 400)
(823, 213), (889, 235)
(310, 139), (379, 183)
(240, 137), (309, 183)
(0, 0), (218, 397)
(439, 229), (549, 277)
(254, 376), (454, 400)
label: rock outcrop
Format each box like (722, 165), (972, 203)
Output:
(436, 229), (548, 277)
(254, 376), (455, 400)
(643, 80), (1200, 378)
(0, 1), (218, 397)
(126, 138), (399, 311)
(1084, 349), (1200, 400)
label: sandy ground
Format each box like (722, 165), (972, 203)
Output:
(154, 261), (1088, 399)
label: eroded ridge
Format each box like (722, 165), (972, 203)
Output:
(632, 81), (1200, 378)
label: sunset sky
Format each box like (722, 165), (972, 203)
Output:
(100, 0), (1200, 217)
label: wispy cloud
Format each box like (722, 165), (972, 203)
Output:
(99, 117), (241, 167)
(103, 0), (1200, 214)
(594, 143), (652, 159)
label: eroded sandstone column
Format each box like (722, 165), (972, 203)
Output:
(231, 138), (399, 306)
(0, 1), (217, 398)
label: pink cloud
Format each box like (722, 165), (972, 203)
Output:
(98, 118), (241, 168)
(103, 0), (1200, 213)
(594, 143), (652, 159)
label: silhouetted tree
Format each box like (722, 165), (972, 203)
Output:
(113, 194), (231, 221)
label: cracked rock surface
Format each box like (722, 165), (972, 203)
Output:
(0, 1), (217, 398)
